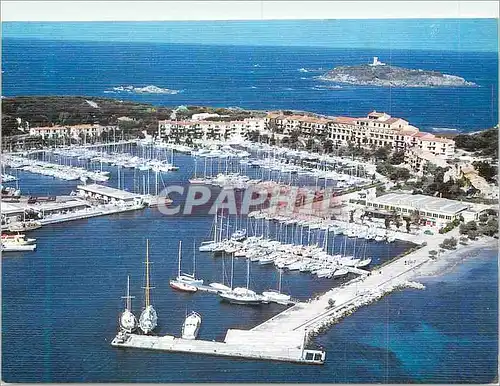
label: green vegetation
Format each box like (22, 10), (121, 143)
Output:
(438, 218), (461, 234)
(472, 160), (498, 182)
(454, 126), (498, 159)
(459, 217), (498, 238)
(376, 162), (411, 182)
(439, 237), (458, 250)
(1, 96), (263, 138)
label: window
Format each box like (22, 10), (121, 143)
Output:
(446, 216), (451, 220)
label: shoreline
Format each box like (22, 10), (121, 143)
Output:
(305, 236), (497, 338)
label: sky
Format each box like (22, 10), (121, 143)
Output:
(2, 19), (498, 52)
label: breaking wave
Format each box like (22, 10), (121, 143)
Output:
(106, 85), (182, 95)
(298, 67), (326, 73)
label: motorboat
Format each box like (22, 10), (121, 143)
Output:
(332, 268), (349, 278)
(181, 311), (202, 340)
(356, 258), (372, 268)
(231, 229), (247, 242)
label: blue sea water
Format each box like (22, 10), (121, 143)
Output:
(1, 39), (499, 382)
(1, 39), (498, 131)
(2, 150), (498, 383)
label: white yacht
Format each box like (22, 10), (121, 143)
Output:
(139, 240), (158, 334)
(181, 311), (202, 340)
(119, 275), (138, 333)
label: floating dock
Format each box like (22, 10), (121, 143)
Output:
(111, 328), (325, 365)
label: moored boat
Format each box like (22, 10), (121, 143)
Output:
(181, 311), (202, 340)
(119, 275), (138, 333)
(169, 280), (198, 293)
(139, 239), (158, 334)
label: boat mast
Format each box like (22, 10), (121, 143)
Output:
(246, 257), (250, 290)
(192, 240), (196, 277)
(145, 239), (151, 308)
(278, 268), (282, 294)
(122, 275), (135, 311)
(178, 240), (182, 277)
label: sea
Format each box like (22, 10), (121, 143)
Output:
(1, 39), (499, 383)
(1, 39), (499, 132)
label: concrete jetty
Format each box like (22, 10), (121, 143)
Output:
(111, 328), (325, 365)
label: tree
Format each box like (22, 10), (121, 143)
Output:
(440, 237), (457, 250)
(373, 145), (391, 162)
(389, 150), (406, 165)
(481, 218), (498, 236)
(467, 230), (479, 240)
(323, 139), (334, 154)
(472, 161), (497, 182)
(459, 221), (477, 234)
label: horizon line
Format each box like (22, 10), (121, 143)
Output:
(3, 36), (499, 54)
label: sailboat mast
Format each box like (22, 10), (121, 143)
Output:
(127, 275), (132, 311)
(278, 268), (282, 294)
(246, 257), (250, 290)
(192, 240), (196, 277)
(178, 240), (182, 276)
(145, 239), (150, 308)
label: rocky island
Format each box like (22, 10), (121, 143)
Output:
(319, 57), (477, 88)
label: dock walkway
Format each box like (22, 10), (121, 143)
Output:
(111, 329), (325, 365)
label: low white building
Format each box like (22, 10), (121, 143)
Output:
(365, 193), (472, 228)
(29, 124), (117, 140)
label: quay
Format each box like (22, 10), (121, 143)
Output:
(111, 328), (325, 365)
(186, 282), (298, 305)
(249, 228), (456, 336)
(1, 184), (148, 231)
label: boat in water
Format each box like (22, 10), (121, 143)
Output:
(355, 258), (372, 268)
(1, 233), (37, 252)
(332, 268), (349, 278)
(219, 287), (263, 305)
(170, 280), (198, 293)
(139, 239), (158, 334)
(231, 229), (247, 242)
(219, 258), (263, 306)
(181, 311), (202, 340)
(262, 268), (291, 304)
(173, 240), (204, 285)
(7, 220), (42, 232)
(119, 275), (138, 333)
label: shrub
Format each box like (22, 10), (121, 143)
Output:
(440, 237), (458, 250)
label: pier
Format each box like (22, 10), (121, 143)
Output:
(111, 328), (325, 365)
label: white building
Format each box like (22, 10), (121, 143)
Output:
(29, 124), (117, 140)
(365, 193), (473, 228)
(158, 118), (266, 141)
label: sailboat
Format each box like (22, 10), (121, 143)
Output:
(199, 208), (220, 252)
(119, 275), (138, 333)
(262, 268), (291, 303)
(181, 311), (202, 340)
(173, 241), (204, 285)
(170, 241), (200, 292)
(219, 257), (263, 306)
(139, 239), (158, 334)
(209, 254), (232, 292)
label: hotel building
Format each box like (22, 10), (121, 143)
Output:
(29, 124), (117, 139)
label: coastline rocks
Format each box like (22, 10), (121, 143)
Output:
(319, 64), (477, 88)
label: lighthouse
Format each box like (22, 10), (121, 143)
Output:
(369, 57), (386, 66)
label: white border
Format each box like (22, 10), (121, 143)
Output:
(1, 0), (499, 22)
